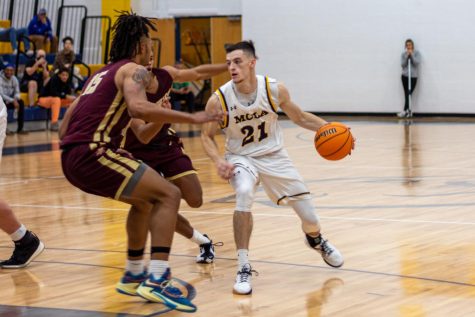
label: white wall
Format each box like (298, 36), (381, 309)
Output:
(243, 0), (475, 114)
(64, 0), (101, 15)
(131, 0), (241, 18)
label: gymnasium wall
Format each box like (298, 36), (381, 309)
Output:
(131, 0), (241, 18)
(242, 0), (475, 114)
(64, 0), (101, 15)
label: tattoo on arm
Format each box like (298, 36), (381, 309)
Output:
(132, 67), (151, 87)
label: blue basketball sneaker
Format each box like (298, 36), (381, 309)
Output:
(116, 270), (148, 296)
(136, 268), (197, 313)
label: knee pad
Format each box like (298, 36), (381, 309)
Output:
(230, 166), (257, 212)
(289, 199), (320, 233)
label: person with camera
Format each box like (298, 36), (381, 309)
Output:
(20, 49), (50, 108)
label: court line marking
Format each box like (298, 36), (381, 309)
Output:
(8, 203), (475, 226)
(0, 254), (470, 289)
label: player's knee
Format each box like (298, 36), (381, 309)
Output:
(183, 188), (203, 208)
(156, 183), (181, 207)
(186, 195), (202, 208)
(235, 186), (254, 211)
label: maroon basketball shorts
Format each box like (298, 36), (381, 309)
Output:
(137, 144), (197, 181)
(61, 144), (147, 200)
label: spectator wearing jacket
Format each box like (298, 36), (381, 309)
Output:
(0, 64), (26, 134)
(28, 8), (58, 53)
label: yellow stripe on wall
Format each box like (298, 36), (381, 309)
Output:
(102, 0), (131, 61)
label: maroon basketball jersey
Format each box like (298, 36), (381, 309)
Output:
(61, 59), (133, 149)
(123, 68), (175, 157)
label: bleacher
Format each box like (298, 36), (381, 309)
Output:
(1, 0), (110, 129)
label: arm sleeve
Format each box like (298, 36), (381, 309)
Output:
(401, 52), (409, 67)
(0, 84), (13, 103)
(411, 51), (421, 66)
(28, 20), (35, 34)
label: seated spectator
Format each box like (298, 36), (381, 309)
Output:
(53, 36), (75, 71)
(28, 8), (58, 53)
(0, 63), (26, 134)
(20, 49), (50, 107)
(170, 61), (195, 113)
(53, 36), (82, 89)
(37, 67), (75, 131)
(0, 26), (32, 55)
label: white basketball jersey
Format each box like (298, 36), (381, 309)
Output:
(216, 75), (283, 157)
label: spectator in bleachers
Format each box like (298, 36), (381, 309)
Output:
(0, 26), (32, 55)
(53, 36), (82, 90)
(53, 36), (75, 71)
(0, 63), (26, 134)
(170, 61), (195, 113)
(20, 49), (50, 107)
(28, 8), (58, 53)
(37, 67), (75, 131)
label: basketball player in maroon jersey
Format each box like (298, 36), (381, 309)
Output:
(60, 12), (221, 312)
(123, 60), (228, 266)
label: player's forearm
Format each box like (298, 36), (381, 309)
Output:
(201, 134), (222, 163)
(134, 122), (164, 144)
(129, 101), (195, 123)
(292, 112), (328, 132)
(193, 63), (227, 80)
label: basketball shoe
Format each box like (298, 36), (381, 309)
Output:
(136, 268), (197, 312)
(116, 270), (148, 296)
(0, 231), (44, 268)
(196, 234), (223, 264)
(305, 234), (344, 268)
(233, 264), (258, 295)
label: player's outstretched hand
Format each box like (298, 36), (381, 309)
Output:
(191, 108), (224, 124)
(216, 159), (235, 180)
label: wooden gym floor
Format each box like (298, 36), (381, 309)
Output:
(1, 116), (475, 317)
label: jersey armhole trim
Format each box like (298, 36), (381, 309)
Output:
(216, 88), (229, 128)
(265, 76), (278, 113)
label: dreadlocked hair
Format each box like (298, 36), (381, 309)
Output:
(109, 11), (156, 62)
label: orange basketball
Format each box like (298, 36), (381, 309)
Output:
(314, 122), (354, 160)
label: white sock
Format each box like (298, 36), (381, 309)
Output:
(149, 260), (169, 280)
(10, 224), (27, 241)
(191, 229), (211, 245)
(237, 249), (249, 270)
(126, 259), (144, 275)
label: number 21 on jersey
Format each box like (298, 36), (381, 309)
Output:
(241, 122), (268, 146)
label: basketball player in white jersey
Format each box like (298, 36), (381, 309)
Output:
(201, 41), (347, 295)
(0, 96), (44, 268)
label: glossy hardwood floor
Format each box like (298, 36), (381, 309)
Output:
(1, 116), (475, 317)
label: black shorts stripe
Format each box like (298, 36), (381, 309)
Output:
(276, 191), (311, 205)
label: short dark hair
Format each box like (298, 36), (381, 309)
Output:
(63, 36), (74, 45)
(57, 66), (70, 75)
(225, 40), (257, 58)
(405, 39), (414, 46)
